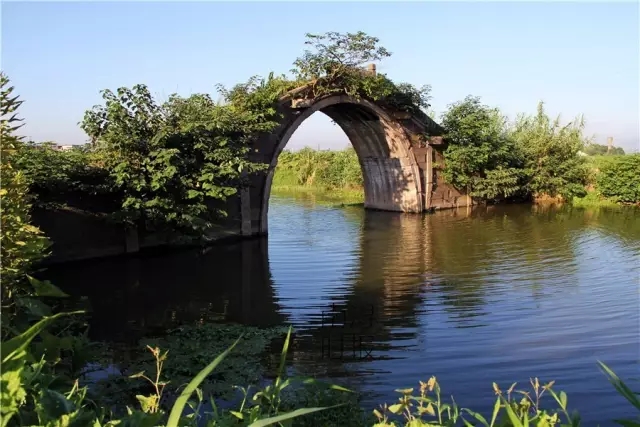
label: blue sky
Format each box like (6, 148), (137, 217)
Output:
(2, 1), (639, 152)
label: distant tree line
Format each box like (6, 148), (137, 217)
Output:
(583, 142), (625, 156)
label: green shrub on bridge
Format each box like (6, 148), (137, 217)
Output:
(290, 31), (432, 115)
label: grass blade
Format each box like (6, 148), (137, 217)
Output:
(598, 361), (640, 411)
(247, 405), (342, 427)
(275, 326), (292, 387)
(166, 335), (242, 427)
(1, 310), (83, 363)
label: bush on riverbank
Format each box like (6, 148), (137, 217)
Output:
(440, 97), (589, 203)
(592, 154), (640, 204)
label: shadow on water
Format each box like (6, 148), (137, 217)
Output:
(40, 197), (640, 424)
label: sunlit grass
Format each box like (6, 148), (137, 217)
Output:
(572, 190), (623, 209)
(271, 184), (364, 206)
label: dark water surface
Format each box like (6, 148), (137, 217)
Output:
(44, 195), (640, 424)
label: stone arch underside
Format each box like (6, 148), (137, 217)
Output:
(243, 95), (425, 236)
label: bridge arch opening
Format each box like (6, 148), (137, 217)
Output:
(253, 95), (425, 235)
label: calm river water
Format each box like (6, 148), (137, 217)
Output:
(45, 194), (639, 424)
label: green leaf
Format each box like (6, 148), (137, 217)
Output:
(15, 297), (51, 318)
(1, 311), (83, 364)
(559, 390), (568, 410)
(0, 362), (26, 427)
(388, 403), (403, 414)
(598, 361), (640, 411)
(490, 396), (501, 426)
(27, 275), (69, 297)
(501, 397), (524, 427)
(247, 406), (342, 427)
(38, 389), (76, 420)
(463, 408), (490, 427)
(230, 410), (244, 420)
(166, 335), (242, 427)
(275, 326), (293, 387)
(135, 395), (158, 413)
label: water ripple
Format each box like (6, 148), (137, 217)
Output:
(45, 197), (640, 426)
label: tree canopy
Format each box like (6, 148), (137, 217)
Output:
(440, 98), (590, 202)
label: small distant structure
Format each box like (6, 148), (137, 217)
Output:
(32, 142), (77, 151)
(366, 63), (376, 76)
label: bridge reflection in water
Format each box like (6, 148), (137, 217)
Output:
(41, 197), (640, 424)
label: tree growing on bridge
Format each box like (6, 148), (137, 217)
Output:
(290, 31), (433, 114)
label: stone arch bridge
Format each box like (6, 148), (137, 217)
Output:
(238, 74), (472, 237)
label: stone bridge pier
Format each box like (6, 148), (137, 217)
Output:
(239, 94), (472, 237)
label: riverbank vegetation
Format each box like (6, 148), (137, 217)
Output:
(272, 147), (364, 204)
(272, 100), (639, 208)
(2, 28), (640, 426)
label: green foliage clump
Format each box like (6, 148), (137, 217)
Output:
(510, 102), (589, 200)
(0, 73), (50, 306)
(94, 324), (290, 408)
(13, 143), (115, 210)
(79, 82), (282, 234)
(1, 318), (351, 427)
(440, 98), (589, 203)
(594, 154), (640, 204)
(440, 96), (526, 202)
(290, 31), (432, 115)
